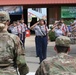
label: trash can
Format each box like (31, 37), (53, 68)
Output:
(26, 29), (30, 37)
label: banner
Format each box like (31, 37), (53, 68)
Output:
(0, 6), (23, 15)
(61, 7), (76, 18)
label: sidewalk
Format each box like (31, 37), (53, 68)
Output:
(25, 35), (56, 57)
(25, 35), (55, 74)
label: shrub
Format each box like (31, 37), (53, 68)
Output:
(48, 30), (56, 41)
(64, 19), (74, 25)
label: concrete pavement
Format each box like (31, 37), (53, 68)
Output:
(25, 35), (56, 74)
(25, 35), (76, 74)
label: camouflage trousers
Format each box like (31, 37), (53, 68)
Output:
(0, 66), (17, 75)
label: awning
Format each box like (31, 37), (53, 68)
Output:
(0, 0), (76, 6)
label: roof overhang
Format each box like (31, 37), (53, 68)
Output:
(0, 0), (76, 6)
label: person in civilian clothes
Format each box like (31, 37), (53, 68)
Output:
(16, 20), (26, 47)
(59, 19), (69, 36)
(11, 21), (18, 35)
(30, 19), (48, 63)
(52, 23), (64, 38)
(70, 19), (76, 37)
(16, 20), (21, 35)
(20, 19), (27, 47)
(8, 24), (14, 33)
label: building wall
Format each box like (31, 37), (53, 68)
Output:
(48, 6), (61, 24)
(23, 5), (76, 26)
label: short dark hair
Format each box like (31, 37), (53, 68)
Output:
(55, 45), (69, 53)
(57, 23), (62, 26)
(39, 19), (46, 24)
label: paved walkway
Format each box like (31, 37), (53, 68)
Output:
(25, 35), (55, 74)
(25, 35), (56, 57)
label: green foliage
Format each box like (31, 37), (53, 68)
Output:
(48, 30), (56, 41)
(64, 19), (74, 25)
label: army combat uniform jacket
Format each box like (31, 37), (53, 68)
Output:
(0, 31), (29, 75)
(35, 53), (76, 75)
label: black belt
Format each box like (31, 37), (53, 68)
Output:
(36, 36), (46, 38)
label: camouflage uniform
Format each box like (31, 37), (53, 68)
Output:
(0, 31), (29, 75)
(35, 36), (76, 75)
(0, 11), (29, 75)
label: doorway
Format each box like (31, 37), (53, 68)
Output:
(10, 15), (22, 23)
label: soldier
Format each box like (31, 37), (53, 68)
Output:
(0, 11), (29, 75)
(35, 36), (76, 75)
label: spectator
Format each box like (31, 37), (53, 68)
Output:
(0, 11), (29, 75)
(52, 23), (64, 38)
(20, 19), (27, 47)
(59, 19), (69, 36)
(70, 19), (76, 37)
(35, 36), (76, 75)
(11, 21), (18, 35)
(8, 24), (14, 33)
(16, 20), (21, 35)
(9, 20), (26, 47)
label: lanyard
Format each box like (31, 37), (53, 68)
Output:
(39, 25), (47, 36)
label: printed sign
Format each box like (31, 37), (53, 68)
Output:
(0, 6), (23, 15)
(61, 7), (76, 18)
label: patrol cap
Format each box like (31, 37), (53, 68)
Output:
(55, 36), (71, 47)
(0, 11), (10, 23)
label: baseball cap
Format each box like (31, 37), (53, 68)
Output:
(55, 36), (71, 47)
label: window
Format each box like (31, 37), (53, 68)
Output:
(32, 8), (42, 13)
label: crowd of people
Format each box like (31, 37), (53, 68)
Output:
(51, 19), (69, 38)
(51, 18), (76, 39)
(8, 19), (27, 47)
